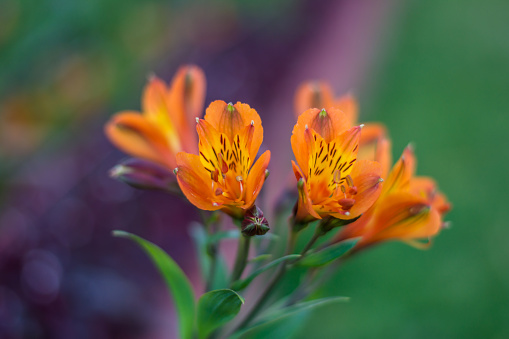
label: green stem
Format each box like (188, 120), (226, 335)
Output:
(230, 236), (251, 284)
(233, 229), (299, 332)
(205, 242), (218, 292)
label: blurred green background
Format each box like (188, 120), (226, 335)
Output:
(304, 1), (509, 338)
(0, 0), (508, 338)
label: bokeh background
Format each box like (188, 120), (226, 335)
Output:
(1, 0), (508, 338)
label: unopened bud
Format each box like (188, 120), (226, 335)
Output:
(110, 158), (174, 190)
(241, 205), (270, 237)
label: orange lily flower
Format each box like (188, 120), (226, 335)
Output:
(294, 81), (388, 167)
(335, 145), (451, 250)
(291, 107), (384, 224)
(175, 101), (271, 219)
(105, 65), (206, 169)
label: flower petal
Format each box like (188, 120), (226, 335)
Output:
(292, 161), (321, 223)
(361, 192), (441, 246)
(294, 81), (334, 117)
(382, 145), (416, 198)
(204, 101), (262, 154)
(167, 65), (205, 151)
(105, 111), (175, 168)
(142, 75), (183, 154)
(242, 150), (271, 208)
(344, 160), (383, 218)
(334, 92), (358, 128)
(175, 152), (221, 211)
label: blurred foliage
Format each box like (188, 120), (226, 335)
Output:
(300, 0), (509, 338)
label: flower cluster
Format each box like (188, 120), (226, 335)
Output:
(106, 66), (451, 338)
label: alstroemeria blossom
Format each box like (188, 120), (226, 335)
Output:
(335, 145), (451, 249)
(175, 101), (270, 218)
(291, 108), (383, 224)
(294, 81), (388, 166)
(105, 65), (206, 169)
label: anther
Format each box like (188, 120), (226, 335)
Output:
(211, 169), (219, 182)
(345, 175), (354, 187)
(333, 169), (341, 184)
(219, 153), (229, 174)
(338, 198), (355, 210)
(340, 185), (346, 194)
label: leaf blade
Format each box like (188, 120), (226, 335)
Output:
(113, 230), (195, 339)
(197, 289), (245, 339)
(298, 238), (359, 267)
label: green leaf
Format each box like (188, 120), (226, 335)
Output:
(231, 297), (349, 338)
(231, 254), (301, 291)
(298, 238), (359, 267)
(113, 230), (195, 339)
(197, 289), (245, 339)
(248, 254), (272, 263)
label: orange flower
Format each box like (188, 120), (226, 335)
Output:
(294, 81), (388, 167)
(175, 101), (271, 218)
(335, 145), (451, 249)
(105, 65), (206, 169)
(291, 108), (384, 224)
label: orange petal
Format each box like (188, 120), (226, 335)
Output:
(142, 75), (183, 154)
(167, 65), (205, 150)
(204, 101), (262, 151)
(361, 192), (441, 246)
(345, 160), (383, 218)
(294, 108), (350, 143)
(242, 150), (271, 208)
(290, 124), (314, 180)
(376, 137), (392, 179)
(382, 145), (416, 197)
(175, 152), (221, 211)
(294, 81), (334, 118)
(105, 111), (175, 168)
(292, 161), (321, 223)
(334, 92), (358, 127)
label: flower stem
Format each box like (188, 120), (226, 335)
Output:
(230, 235), (251, 284)
(233, 228), (299, 332)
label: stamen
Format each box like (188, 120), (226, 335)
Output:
(236, 175), (244, 195)
(219, 153), (229, 174)
(211, 169), (219, 182)
(338, 198), (355, 210)
(333, 169), (341, 184)
(345, 175), (354, 187)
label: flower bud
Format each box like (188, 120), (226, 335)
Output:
(110, 158), (175, 191)
(241, 205), (270, 237)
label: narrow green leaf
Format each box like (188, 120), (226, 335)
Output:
(298, 238), (359, 267)
(113, 230), (195, 339)
(231, 297), (349, 338)
(248, 254), (272, 263)
(231, 254), (301, 291)
(197, 289), (245, 339)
